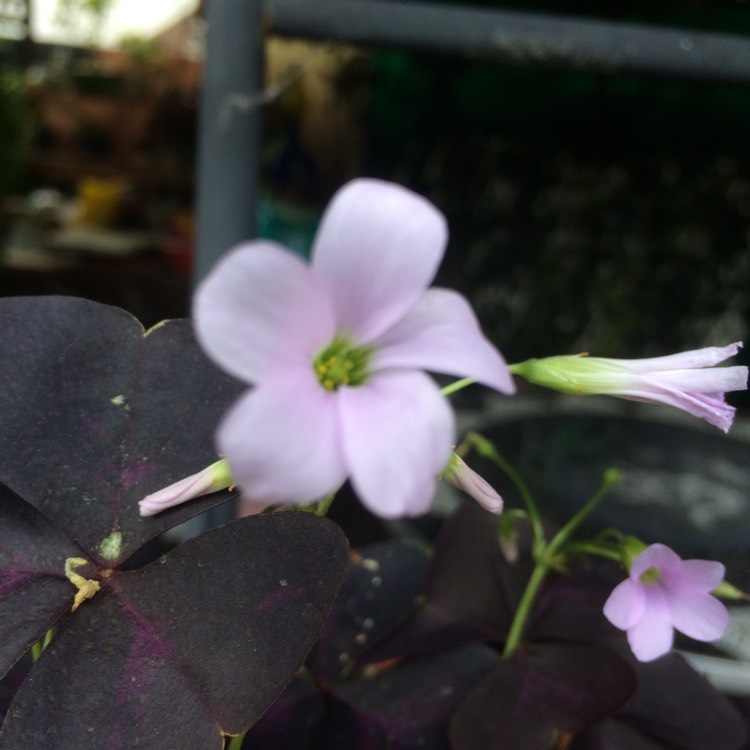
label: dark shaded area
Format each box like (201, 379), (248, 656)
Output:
(360, 51), (750, 367)
(243, 504), (747, 750)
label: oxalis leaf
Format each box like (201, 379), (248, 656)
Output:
(0, 296), (350, 747)
(0, 508), (348, 749)
(0, 295), (246, 678)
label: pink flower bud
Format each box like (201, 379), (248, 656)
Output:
(139, 459), (232, 517)
(510, 343), (748, 432)
(442, 453), (503, 514)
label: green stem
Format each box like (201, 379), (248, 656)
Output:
(466, 433), (545, 549)
(440, 377), (475, 396)
(562, 541), (621, 562)
(501, 468), (621, 659)
(314, 493), (335, 517)
(226, 732), (245, 750)
(545, 468), (621, 558)
(502, 563), (548, 658)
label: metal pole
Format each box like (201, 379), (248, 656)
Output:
(267, 0), (750, 87)
(195, 0), (265, 285)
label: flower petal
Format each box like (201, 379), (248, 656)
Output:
(668, 591), (730, 642)
(627, 587), (674, 662)
(612, 384), (738, 433)
(609, 342), (743, 372)
(217, 371), (347, 506)
(630, 543), (682, 579)
(604, 578), (645, 630)
(337, 370), (454, 518)
(373, 288), (516, 393)
(311, 179), (448, 342)
(677, 559), (726, 592)
(634, 367), (748, 395)
(194, 241), (335, 384)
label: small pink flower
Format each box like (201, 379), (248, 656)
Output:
(510, 344), (748, 432)
(193, 179), (514, 518)
(604, 543), (729, 662)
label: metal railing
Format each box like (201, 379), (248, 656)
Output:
(195, 0), (750, 280)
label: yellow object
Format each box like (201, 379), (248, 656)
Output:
(75, 177), (126, 227)
(64, 557), (101, 612)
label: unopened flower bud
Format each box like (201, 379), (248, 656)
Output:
(441, 453), (503, 514)
(139, 459), (233, 517)
(509, 344), (748, 432)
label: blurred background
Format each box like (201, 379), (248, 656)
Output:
(1, 0), (750, 562)
(0, 0), (748, 357)
(2, 0), (750, 706)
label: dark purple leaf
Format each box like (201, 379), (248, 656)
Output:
(243, 676), (326, 750)
(366, 502), (529, 661)
(308, 540), (428, 680)
(572, 719), (672, 750)
(450, 642), (636, 750)
(0, 512), (348, 749)
(613, 653), (747, 750)
(425, 501), (525, 636)
(530, 566), (622, 644)
(450, 656), (555, 750)
(523, 642), (636, 731)
(0, 296), (245, 566)
(0, 484), (81, 678)
(324, 644), (499, 750)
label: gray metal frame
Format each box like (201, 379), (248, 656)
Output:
(195, 0), (750, 280)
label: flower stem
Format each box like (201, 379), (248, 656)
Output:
(226, 732), (245, 750)
(561, 541), (622, 562)
(501, 468), (622, 659)
(314, 493), (335, 517)
(502, 562), (548, 658)
(440, 377), (475, 396)
(464, 432), (545, 549)
(545, 468), (622, 558)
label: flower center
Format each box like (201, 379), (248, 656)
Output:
(313, 335), (372, 392)
(639, 566), (661, 585)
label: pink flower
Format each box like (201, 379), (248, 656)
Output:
(604, 543), (729, 662)
(193, 179), (514, 518)
(509, 344), (748, 432)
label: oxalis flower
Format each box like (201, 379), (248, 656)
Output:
(193, 178), (514, 518)
(509, 344), (748, 432)
(604, 543), (729, 662)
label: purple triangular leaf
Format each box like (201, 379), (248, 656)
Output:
(612, 653), (747, 750)
(0, 512), (348, 749)
(325, 644), (499, 749)
(450, 642), (636, 749)
(308, 540), (428, 680)
(425, 501), (524, 635)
